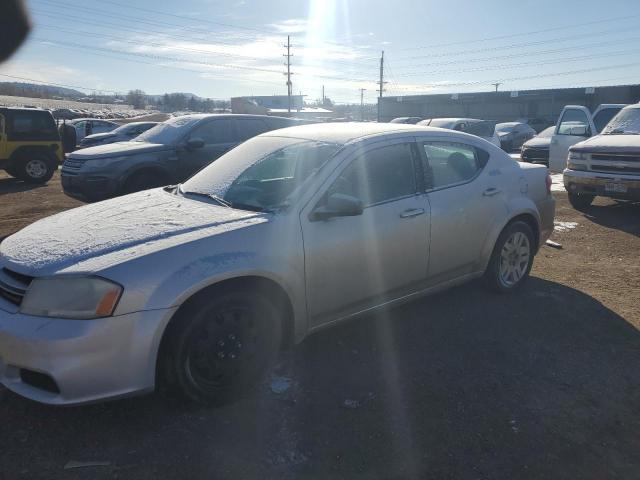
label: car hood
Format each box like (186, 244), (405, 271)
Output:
(523, 136), (552, 149)
(570, 134), (640, 154)
(0, 189), (268, 276)
(68, 141), (170, 159)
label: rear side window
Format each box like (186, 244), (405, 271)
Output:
(235, 118), (269, 141)
(5, 111), (58, 141)
(190, 119), (237, 144)
(422, 142), (487, 189)
(329, 143), (417, 207)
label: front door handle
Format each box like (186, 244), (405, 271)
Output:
(483, 187), (502, 197)
(400, 208), (425, 218)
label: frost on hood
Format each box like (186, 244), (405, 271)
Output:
(0, 189), (266, 274)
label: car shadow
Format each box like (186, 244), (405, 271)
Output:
(0, 177), (45, 194)
(582, 200), (640, 238)
(1, 278), (639, 479)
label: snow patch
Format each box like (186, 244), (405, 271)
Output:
(554, 221), (578, 232)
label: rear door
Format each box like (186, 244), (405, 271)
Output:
(178, 118), (238, 179)
(234, 117), (270, 142)
(548, 106), (595, 172)
(420, 140), (507, 282)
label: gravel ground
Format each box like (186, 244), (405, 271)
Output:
(0, 171), (638, 480)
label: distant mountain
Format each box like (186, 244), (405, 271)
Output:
(147, 92), (204, 101)
(0, 82), (85, 99)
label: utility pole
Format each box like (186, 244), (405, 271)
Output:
(359, 88), (366, 121)
(492, 82), (502, 92)
(284, 35), (293, 114)
(377, 50), (386, 122)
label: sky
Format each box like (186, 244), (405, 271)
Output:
(2, 0), (640, 104)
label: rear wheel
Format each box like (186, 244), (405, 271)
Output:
(17, 154), (56, 184)
(123, 170), (169, 194)
(161, 289), (282, 405)
(568, 192), (594, 210)
(484, 221), (535, 293)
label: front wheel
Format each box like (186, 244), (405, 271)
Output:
(484, 221), (535, 293)
(568, 192), (594, 210)
(17, 155), (56, 184)
(162, 289), (282, 405)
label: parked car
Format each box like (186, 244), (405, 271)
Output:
(0, 122), (555, 405)
(78, 122), (159, 149)
(61, 114), (305, 202)
(517, 117), (553, 134)
(66, 118), (120, 143)
(495, 122), (536, 151)
(548, 104), (626, 172)
(520, 126), (555, 166)
(0, 107), (63, 183)
(419, 118), (500, 147)
(390, 117), (423, 124)
(563, 104), (640, 209)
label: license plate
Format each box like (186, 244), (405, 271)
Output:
(604, 182), (627, 193)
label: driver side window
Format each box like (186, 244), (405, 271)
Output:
(328, 143), (417, 207)
(557, 109), (590, 136)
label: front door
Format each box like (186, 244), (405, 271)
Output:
(301, 140), (431, 326)
(420, 140), (507, 282)
(549, 106), (593, 172)
(178, 118), (239, 179)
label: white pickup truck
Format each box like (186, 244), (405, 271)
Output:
(563, 104), (640, 209)
(548, 104), (626, 172)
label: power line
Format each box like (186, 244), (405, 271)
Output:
(0, 73), (124, 95)
(392, 25), (639, 62)
(399, 12), (640, 51)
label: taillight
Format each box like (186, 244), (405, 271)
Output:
(545, 174), (552, 195)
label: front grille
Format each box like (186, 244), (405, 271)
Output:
(0, 267), (33, 306)
(592, 153), (640, 163)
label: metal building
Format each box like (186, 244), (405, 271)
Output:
(379, 84), (640, 123)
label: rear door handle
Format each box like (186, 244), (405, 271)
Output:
(483, 187), (502, 197)
(400, 208), (425, 218)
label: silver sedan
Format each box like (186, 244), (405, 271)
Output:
(0, 123), (555, 405)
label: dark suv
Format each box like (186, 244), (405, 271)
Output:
(61, 114), (306, 202)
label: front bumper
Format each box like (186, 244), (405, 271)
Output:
(60, 171), (120, 202)
(0, 304), (177, 405)
(563, 169), (640, 200)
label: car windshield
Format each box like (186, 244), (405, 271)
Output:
(181, 136), (340, 212)
(602, 108), (640, 134)
(496, 124), (516, 133)
(427, 119), (455, 128)
(134, 116), (199, 144)
(538, 126), (555, 137)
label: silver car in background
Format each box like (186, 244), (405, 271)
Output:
(0, 123), (555, 405)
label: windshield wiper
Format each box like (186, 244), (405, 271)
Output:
(180, 188), (232, 208)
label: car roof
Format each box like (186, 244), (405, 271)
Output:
(621, 104), (640, 110)
(261, 122), (442, 144)
(496, 121), (523, 126)
(173, 113), (294, 122)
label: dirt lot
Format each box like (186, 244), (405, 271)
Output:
(0, 171), (638, 480)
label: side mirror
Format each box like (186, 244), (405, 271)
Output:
(186, 138), (205, 149)
(312, 193), (363, 221)
(569, 125), (588, 136)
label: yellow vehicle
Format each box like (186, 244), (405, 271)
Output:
(0, 107), (63, 183)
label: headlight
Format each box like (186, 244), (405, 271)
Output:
(20, 276), (123, 319)
(568, 151), (588, 161)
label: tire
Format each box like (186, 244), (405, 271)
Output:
(161, 289), (282, 405)
(568, 192), (594, 210)
(484, 221), (535, 293)
(123, 170), (169, 194)
(16, 154), (56, 184)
